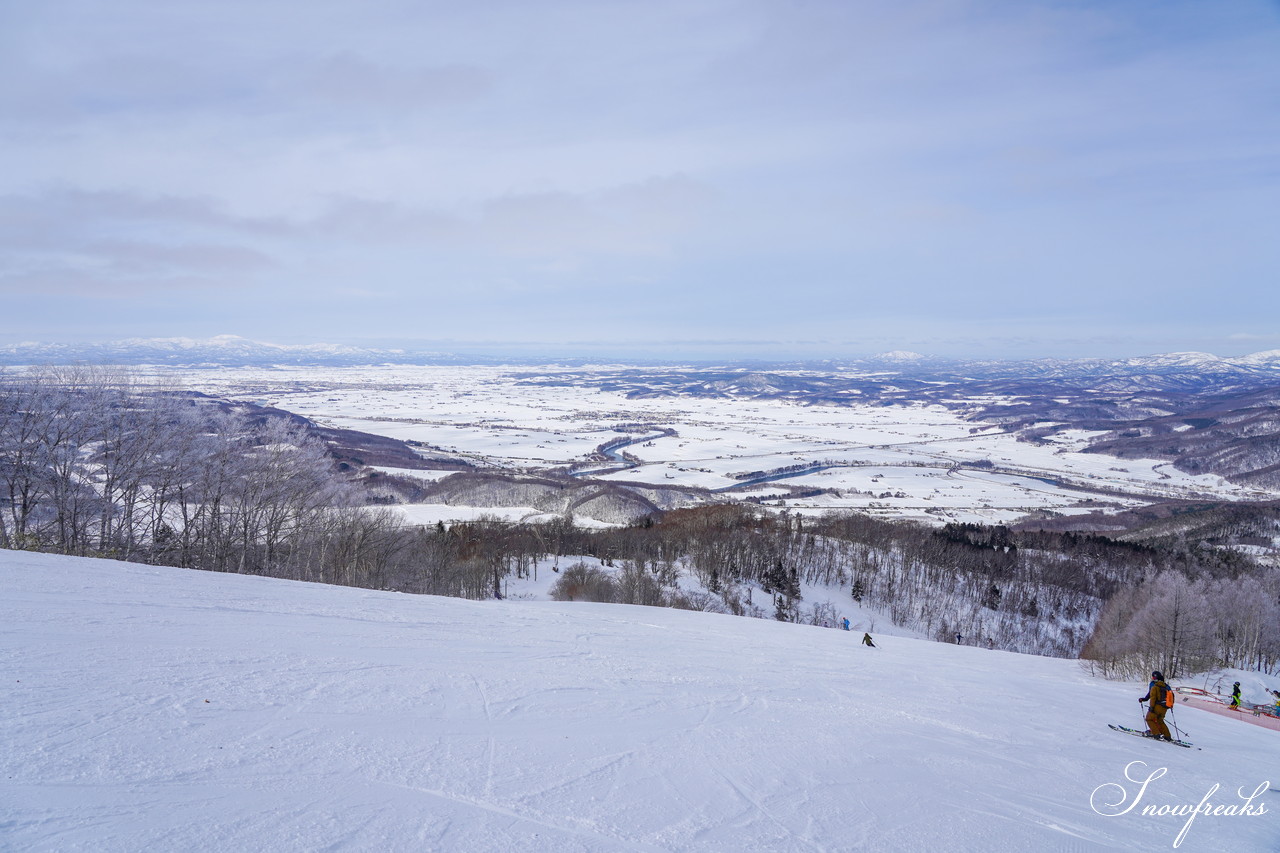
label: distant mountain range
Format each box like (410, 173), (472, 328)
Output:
(3, 335), (1280, 389)
(0, 335), (471, 367)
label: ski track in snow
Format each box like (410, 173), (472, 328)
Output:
(2, 549), (1278, 852)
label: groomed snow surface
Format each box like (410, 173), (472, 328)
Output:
(2, 551), (1276, 852)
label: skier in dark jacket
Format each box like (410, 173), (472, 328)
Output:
(862, 632), (875, 648)
(1139, 671), (1173, 741)
(1230, 682), (1243, 708)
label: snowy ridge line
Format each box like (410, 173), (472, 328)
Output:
(5, 336), (1280, 378)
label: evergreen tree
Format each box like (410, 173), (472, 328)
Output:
(850, 577), (866, 603)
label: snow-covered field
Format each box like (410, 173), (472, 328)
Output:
(157, 365), (1268, 526)
(3, 549), (1276, 852)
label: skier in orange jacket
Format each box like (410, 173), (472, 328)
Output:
(1139, 671), (1173, 741)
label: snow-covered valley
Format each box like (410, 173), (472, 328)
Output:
(3, 550), (1276, 852)
(160, 364), (1273, 528)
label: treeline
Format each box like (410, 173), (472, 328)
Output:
(1, 366), (360, 573)
(0, 367), (572, 597)
(1081, 571), (1280, 679)
(445, 505), (1278, 671)
(4, 368), (1277, 675)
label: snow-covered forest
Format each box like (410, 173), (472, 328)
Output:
(3, 367), (1278, 680)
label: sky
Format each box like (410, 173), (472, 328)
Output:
(2, 0), (1279, 360)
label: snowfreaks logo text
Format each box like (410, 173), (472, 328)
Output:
(1090, 761), (1269, 848)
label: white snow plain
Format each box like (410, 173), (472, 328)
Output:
(3, 549), (1276, 852)
(156, 365), (1271, 527)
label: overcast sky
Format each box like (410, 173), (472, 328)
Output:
(3, 0), (1278, 359)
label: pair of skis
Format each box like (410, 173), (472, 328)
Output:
(1108, 723), (1195, 749)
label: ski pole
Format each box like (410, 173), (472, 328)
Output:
(1168, 707), (1185, 742)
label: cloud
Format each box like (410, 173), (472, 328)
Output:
(469, 174), (715, 262)
(0, 189), (287, 245)
(293, 55), (492, 110)
(0, 190), (278, 295)
(0, 174), (713, 299)
(90, 242), (274, 275)
(0, 269), (220, 297)
(252, 174), (716, 263)
(2, 1), (1278, 354)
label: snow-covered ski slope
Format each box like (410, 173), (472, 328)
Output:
(2, 550), (1276, 852)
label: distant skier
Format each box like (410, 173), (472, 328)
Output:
(841, 617), (850, 631)
(862, 632), (876, 648)
(1230, 682), (1243, 708)
(955, 632), (962, 644)
(1139, 671), (1174, 741)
